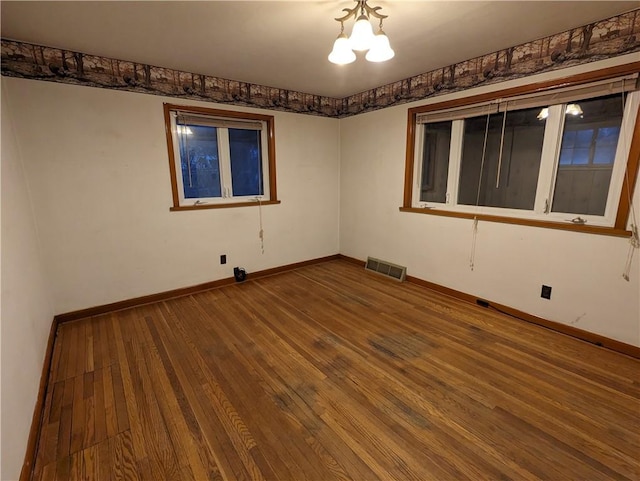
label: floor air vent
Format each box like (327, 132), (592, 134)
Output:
(365, 257), (407, 282)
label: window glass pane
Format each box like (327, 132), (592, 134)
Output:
(178, 125), (221, 199)
(593, 126), (621, 164)
(552, 94), (623, 216)
(458, 107), (545, 210)
(419, 121), (451, 203)
(559, 130), (575, 165)
(575, 129), (593, 148)
(229, 129), (263, 197)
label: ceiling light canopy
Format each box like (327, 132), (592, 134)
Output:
(329, 0), (394, 65)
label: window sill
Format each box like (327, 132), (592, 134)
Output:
(171, 200), (281, 211)
(399, 207), (632, 238)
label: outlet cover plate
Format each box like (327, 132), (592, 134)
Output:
(541, 285), (552, 299)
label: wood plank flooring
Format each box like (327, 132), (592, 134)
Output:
(31, 260), (640, 480)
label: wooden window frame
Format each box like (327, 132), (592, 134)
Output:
(163, 103), (279, 211)
(401, 62), (640, 238)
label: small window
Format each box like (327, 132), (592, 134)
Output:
(164, 104), (277, 210)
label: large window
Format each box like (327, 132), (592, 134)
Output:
(404, 68), (639, 234)
(164, 104), (278, 210)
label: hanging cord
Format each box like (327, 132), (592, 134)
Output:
(470, 106), (493, 270)
(496, 102), (508, 188)
(475, 109), (491, 207)
(256, 197), (264, 254)
(620, 85), (639, 281)
(469, 217), (479, 271)
(623, 225), (639, 281)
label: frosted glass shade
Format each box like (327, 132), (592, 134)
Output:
(349, 14), (375, 51)
(328, 34), (356, 65)
(365, 30), (395, 62)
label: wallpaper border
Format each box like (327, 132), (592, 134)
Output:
(2, 9), (638, 118)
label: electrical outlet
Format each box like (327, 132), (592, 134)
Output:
(476, 299), (490, 308)
(541, 285), (552, 299)
(220, 254), (227, 265)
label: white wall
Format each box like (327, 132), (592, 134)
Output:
(3, 78), (340, 314)
(2, 49), (638, 481)
(1, 79), (55, 481)
(340, 55), (640, 347)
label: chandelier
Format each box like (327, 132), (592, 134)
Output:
(328, 0), (395, 65)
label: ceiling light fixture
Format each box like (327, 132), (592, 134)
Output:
(329, 0), (394, 65)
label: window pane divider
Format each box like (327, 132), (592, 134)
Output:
(217, 128), (233, 198)
(447, 120), (464, 207)
(534, 104), (564, 214)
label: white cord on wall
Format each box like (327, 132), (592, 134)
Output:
(255, 197), (264, 254)
(623, 225), (639, 282)
(469, 216), (479, 271)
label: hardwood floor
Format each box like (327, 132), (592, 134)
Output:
(31, 260), (640, 480)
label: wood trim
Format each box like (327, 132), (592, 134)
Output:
(406, 62), (640, 118)
(54, 254), (340, 324)
(19, 317), (59, 481)
(337, 254), (639, 358)
(615, 110), (640, 229)
(403, 62), (640, 236)
(403, 107), (416, 207)
(242, 254), (341, 279)
(163, 103), (278, 211)
(406, 275), (640, 359)
(399, 207), (632, 238)
(267, 115), (278, 202)
(163, 103), (276, 122)
(170, 199), (281, 211)
(337, 254), (366, 266)
(163, 103), (181, 209)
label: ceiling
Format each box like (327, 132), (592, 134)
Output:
(1, 1), (637, 98)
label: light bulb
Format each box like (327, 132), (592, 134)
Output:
(328, 33), (356, 65)
(349, 14), (375, 51)
(365, 29), (395, 62)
